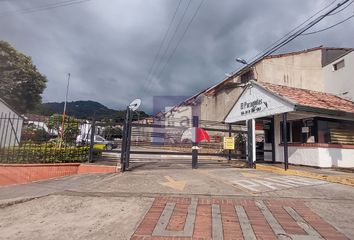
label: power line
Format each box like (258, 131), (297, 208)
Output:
(247, 0), (340, 63)
(246, 0), (351, 66)
(0, 0), (90, 17)
(142, 0), (183, 92)
(154, 0), (205, 81)
(302, 13), (354, 35)
(144, 0), (193, 94)
(328, 0), (354, 15)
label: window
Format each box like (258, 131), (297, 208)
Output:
(333, 59), (345, 71)
(317, 119), (354, 145)
(279, 118), (354, 145)
(280, 120), (303, 143)
(240, 70), (254, 84)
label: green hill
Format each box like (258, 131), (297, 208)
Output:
(33, 100), (149, 122)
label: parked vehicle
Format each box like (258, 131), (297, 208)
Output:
(76, 135), (118, 150)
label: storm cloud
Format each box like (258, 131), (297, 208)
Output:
(1, 0), (353, 112)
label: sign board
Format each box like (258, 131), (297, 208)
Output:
(223, 137), (235, 150)
(302, 127), (309, 133)
(225, 83), (295, 123)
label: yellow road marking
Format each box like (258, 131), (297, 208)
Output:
(256, 164), (354, 187)
(160, 176), (187, 191)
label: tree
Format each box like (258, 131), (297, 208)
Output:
(47, 114), (79, 143)
(103, 126), (123, 140)
(0, 41), (47, 113)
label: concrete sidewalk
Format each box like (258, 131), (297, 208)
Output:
(256, 163), (354, 186)
(1, 161), (354, 239)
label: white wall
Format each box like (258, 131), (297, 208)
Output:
(0, 100), (23, 147)
(319, 147), (354, 168)
(323, 51), (354, 101)
(276, 146), (354, 168)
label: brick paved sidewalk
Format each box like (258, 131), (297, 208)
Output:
(131, 197), (348, 240)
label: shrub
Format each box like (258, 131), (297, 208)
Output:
(0, 145), (101, 164)
(46, 114), (80, 143)
(21, 126), (52, 143)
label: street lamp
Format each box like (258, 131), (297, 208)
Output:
(236, 58), (248, 65)
(236, 57), (256, 82)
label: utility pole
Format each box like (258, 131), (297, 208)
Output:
(59, 73), (70, 148)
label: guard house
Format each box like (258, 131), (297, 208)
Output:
(225, 80), (354, 168)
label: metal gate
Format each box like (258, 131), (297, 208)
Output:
(113, 110), (249, 172)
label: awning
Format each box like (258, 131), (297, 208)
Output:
(225, 81), (294, 123)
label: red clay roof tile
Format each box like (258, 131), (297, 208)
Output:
(256, 81), (354, 114)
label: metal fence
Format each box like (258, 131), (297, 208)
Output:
(0, 113), (94, 164)
(129, 118), (247, 156)
(114, 113), (249, 171)
(0, 111), (251, 168)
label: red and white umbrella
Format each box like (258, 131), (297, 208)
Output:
(181, 127), (210, 143)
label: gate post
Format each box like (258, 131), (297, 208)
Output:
(228, 124), (232, 161)
(247, 119), (256, 168)
(192, 116), (199, 169)
(282, 113), (289, 170)
(124, 108), (133, 170)
(120, 107), (130, 172)
(120, 99), (141, 172)
(89, 115), (96, 163)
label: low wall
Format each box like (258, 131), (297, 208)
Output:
(0, 163), (117, 187)
(78, 164), (118, 173)
(277, 144), (354, 168)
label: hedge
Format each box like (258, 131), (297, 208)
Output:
(0, 145), (102, 164)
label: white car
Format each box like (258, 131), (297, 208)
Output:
(76, 135), (118, 150)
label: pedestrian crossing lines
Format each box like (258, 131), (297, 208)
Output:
(232, 176), (326, 192)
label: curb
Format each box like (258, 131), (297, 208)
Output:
(255, 164), (354, 187)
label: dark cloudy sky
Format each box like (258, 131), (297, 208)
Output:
(1, 0), (353, 113)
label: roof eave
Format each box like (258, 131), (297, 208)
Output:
(322, 48), (354, 67)
(294, 105), (354, 120)
(0, 98), (24, 119)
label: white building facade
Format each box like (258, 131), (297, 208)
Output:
(323, 49), (354, 101)
(0, 98), (23, 148)
(225, 81), (354, 168)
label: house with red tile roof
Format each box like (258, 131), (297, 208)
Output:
(225, 80), (354, 168)
(163, 46), (354, 168)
